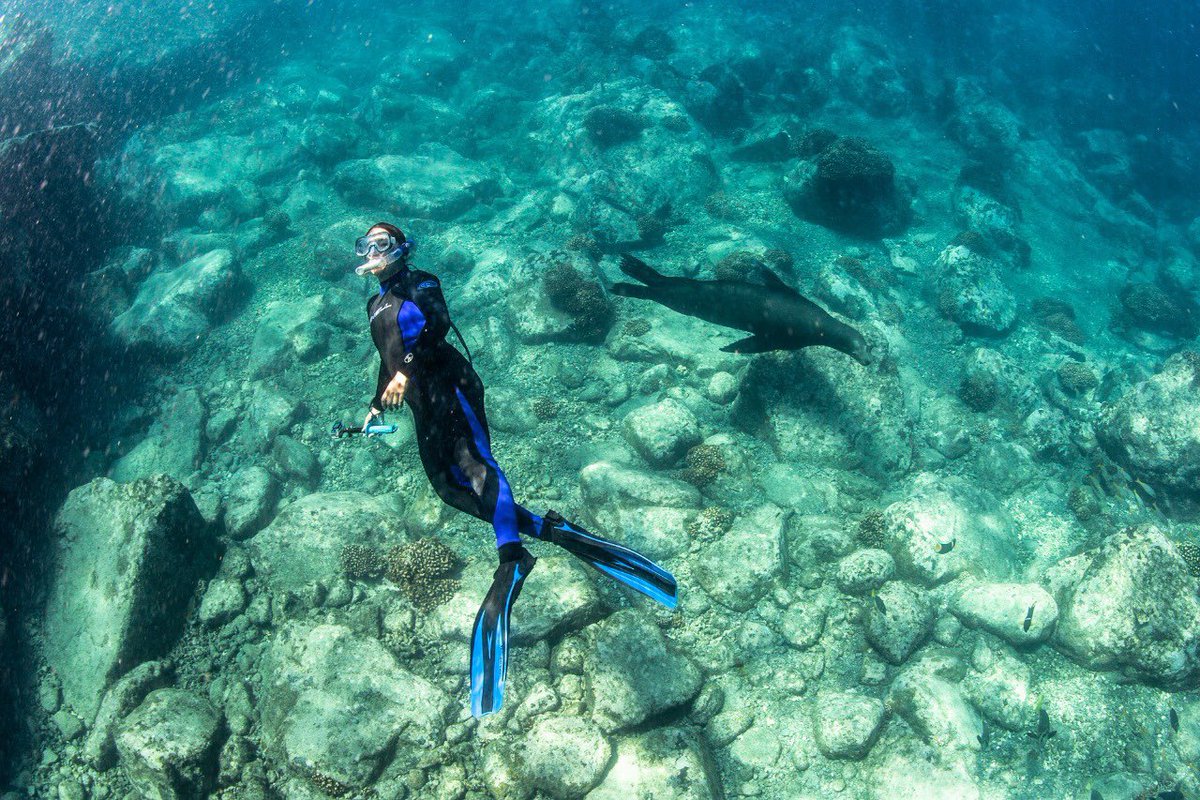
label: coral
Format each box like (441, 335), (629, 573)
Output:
(623, 317), (651, 337)
(714, 251), (763, 282)
(340, 544), (383, 580)
(311, 772), (350, 797)
(661, 114), (690, 133)
(1057, 361), (1098, 395)
(544, 262), (614, 340)
(682, 444), (726, 486)
(531, 397), (559, 420)
(792, 127), (839, 158)
(786, 135), (911, 237)
(565, 233), (602, 261)
(263, 208), (290, 231)
(1032, 297), (1085, 344)
(630, 25), (676, 58)
(636, 207), (670, 242)
(1067, 485), (1100, 521)
(704, 191), (739, 220)
(1119, 282), (1200, 338)
(385, 538), (462, 611)
(857, 510), (888, 548)
(687, 507), (734, 540)
(1177, 540), (1200, 578)
(959, 370), (998, 412)
(763, 248), (794, 274)
(582, 106), (645, 148)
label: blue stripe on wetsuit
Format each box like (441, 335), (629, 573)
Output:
(398, 300), (426, 351)
(455, 387), (520, 548)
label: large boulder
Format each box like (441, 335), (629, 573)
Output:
(783, 136), (911, 237)
(585, 727), (719, 800)
(864, 581), (934, 665)
(585, 610), (702, 731)
(695, 504), (785, 612)
(578, 461), (701, 560)
(880, 473), (1018, 586)
(110, 388), (206, 484)
(932, 244), (1016, 336)
(951, 582), (1057, 646)
(1098, 352), (1200, 516)
(1052, 525), (1200, 689)
(245, 491), (404, 595)
(622, 398), (702, 467)
(44, 476), (217, 721)
(504, 715), (612, 799)
(813, 691), (886, 760)
(247, 289), (359, 379)
(260, 623), (450, 790)
(332, 144), (501, 220)
(115, 689), (221, 800)
(888, 666), (982, 758)
(110, 249), (242, 358)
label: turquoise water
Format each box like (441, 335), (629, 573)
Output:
(2, 1), (1199, 798)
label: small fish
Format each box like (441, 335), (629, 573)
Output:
(1156, 790), (1184, 800)
(1090, 790), (1103, 800)
(1023, 604), (1035, 632)
(977, 719), (990, 749)
(1028, 708), (1055, 741)
(934, 538), (956, 554)
(1133, 478), (1157, 501)
(870, 591), (887, 616)
(1169, 707), (1179, 732)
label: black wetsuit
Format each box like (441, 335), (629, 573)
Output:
(367, 266), (541, 553)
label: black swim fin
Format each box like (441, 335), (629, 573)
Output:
(536, 510), (677, 609)
(469, 551), (536, 718)
(618, 254), (669, 285)
(609, 281), (655, 299)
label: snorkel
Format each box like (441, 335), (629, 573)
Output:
(355, 223), (413, 278)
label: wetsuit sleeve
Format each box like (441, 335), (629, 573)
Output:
(371, 359), (389, 411)
(396, 274), (452, 377)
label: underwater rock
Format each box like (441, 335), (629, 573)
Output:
(1098, 352), (1200, 513)
(197, 578), (246, 628)
(110, 388), (206, 485)
(111, 249), (242, 358)
(298, 114), (364, 165)
(240, 381), (302, 450)
(583, 105), (647, 148)
(623, 397), (702, 467)
(813, 690), (886, 760)
(271, 435), (320, 485)
(506, 715), (612, 798)
(881, 473), (1017, 586)
(249, 291), (358, 378)
(835, 549), (896, 595)
(222, 465), (279, 540)
(951, 582), (1057, 646)
(115, 689), (221, 800)
(888, 664), (982, 757)
(429, 555), (600, 646)
(682, 64), (749, 134)
(695, 504), (785, 612)
(869, 750), (981, 800)
(932, 244), (1016, 336)
(828, 27), (910, 117)
(578, 460), (701, 560)
(1052, 524), (1200, 689)
(585, 610), (702, 731)
(246, 491), (403, 596)
(586, 726), (718, 800)
(951, 186), (1031, 270)
(784, 136), (912, 237)
(83, 660), (172, 768)
(332, 144), (501, 220)
(1116, 280), (1200, 340)
(963, 641), (1037, 731)
(864, 581), (934, 665)
(946, 79), (1022, 162)
(44, 476), (216, 722)
(260, 622), (449, 790)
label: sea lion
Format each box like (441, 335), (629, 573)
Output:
(611, 254), (872, 365)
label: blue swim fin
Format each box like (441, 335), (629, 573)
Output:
(537, 510), (678, 610)
(469, 552), (535, 718)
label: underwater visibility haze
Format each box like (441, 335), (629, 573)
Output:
(2, 0), (1200, 798)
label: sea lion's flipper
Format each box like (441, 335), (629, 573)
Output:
(759, 266), (799, 295)
(619, 254), (669, 285)
(610, 281), (653, 299)
(720, 334), (776, 354)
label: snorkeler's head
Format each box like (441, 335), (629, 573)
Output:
(355, 222), (413, 278)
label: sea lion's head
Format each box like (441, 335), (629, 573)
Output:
(847, 332), (873, 366)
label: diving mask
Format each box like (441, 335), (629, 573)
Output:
(354, 233), (414, 276)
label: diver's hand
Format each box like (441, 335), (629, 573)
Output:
(363, 407), (383, 434)
(381, 371), (408, 410)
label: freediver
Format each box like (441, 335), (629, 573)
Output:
(355, 222), (678, 718)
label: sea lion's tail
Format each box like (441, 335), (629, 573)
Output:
(618, 254), (668, 285)
(610, 282), (653, 299)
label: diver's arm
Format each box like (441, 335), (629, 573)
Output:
(395, 274), (452, 377)
(370, 359), (390, 414)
